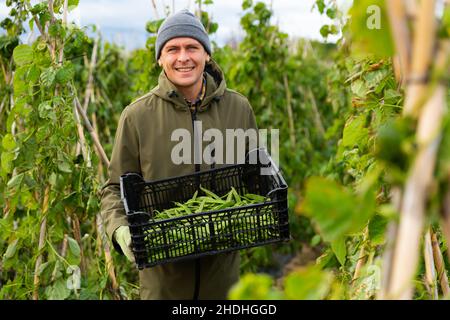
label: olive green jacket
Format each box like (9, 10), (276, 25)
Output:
(100, 60), (258, 300)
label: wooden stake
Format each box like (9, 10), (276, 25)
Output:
(83, 37), (99, 112)
(388, 86), (444, 299)
(92, 113), (105, 183)
(378, 187), (401, 300)
(442, 186), (450, 262)
(353, 227), (369, 281)
(58, 0), (69, 66)
(386, 0), (411, 85)
(151, 0), (160, 19)
(431, 231), (450, 297)
(72, 215), (87, 276)
(32, 186), (50, 300)
(73, 103), (91, 166)
(283, 75), (296, 149)
(307, 87), (325, 138)
(403, 0), (436, 117)
(96, 214), (121, 299)
(423, 228), (438, 299)
(72, 93), (110, 167)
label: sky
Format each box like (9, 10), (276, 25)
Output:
(0, 0), (352, 50)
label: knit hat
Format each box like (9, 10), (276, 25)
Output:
(155, 9), (211, 60)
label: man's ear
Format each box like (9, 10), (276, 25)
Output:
(206, 55), (211, 63)
(158, 59), (162, 67)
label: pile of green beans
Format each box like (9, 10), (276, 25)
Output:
(145, 186), (277, 261)
(152, 186), (266, 220)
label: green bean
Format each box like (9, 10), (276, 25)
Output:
(199, 185), (222, 200)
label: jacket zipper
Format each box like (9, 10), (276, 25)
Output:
(190, 104), (201, 300)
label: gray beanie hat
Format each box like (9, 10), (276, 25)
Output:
(155, 9), (211, 60)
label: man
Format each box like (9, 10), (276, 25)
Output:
(100, 9), (258, 299)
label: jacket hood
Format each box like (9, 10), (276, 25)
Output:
(152, 59), (227, 112)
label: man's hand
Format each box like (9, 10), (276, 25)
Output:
(114, 226), (135, 263)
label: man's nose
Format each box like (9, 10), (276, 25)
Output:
(177, 49), (189, 62)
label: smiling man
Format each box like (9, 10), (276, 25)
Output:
(100, 10), (258, 300)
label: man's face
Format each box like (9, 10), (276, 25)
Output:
(158, 37), (210, 91)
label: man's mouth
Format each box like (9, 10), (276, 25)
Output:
(175, 66), (195, 72)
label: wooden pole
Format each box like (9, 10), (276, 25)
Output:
(96, 214), (121, 299)
(431, 231), (450, 297)
(378, 187), (401, 300)
(73, 93), (110, 167)
(386, 0), (411, 86)
(307, 87), (325, 138)
(283, 75), (296, 149)
(388, 85), (445, 299)
(403, 0), (436, 117)
(32, 186), (50, 300)
(423, 228), (438, 299)
(353, 227), (369, 281)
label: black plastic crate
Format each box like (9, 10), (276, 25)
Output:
(120, 149), (290, 270)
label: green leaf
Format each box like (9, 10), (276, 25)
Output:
(302, 177), (375, 242)
(1, 151), (15, 174)
(331, 237), (346, 266)
(242, 0), (253, 10)
(30, 2), (47, 15)
(46, 278), (71, 300)
(326, 7), (337, 19)
(67, 237), (80, 258)
(320, 25), (330, 38)
(316, 0), (325, 14)
(145, 19), (164, 34)
(302, 177), (354, 241)
(439, 6), (450, 38)
(40, 67), (57, 87)
(3, 239), (18, 261)
(68, 0), (79, 11)
(284, 265), (333, 299)
(349, 0), (394, 57)
(342, 114), (369, 148)
(57, 160), (72, 173)
(375, 117), (413, 171)
(228, 273), (283, 300)
(27, 64), (41, 83)
(7, 173), (24, 189)
(38, 101), (56, 121)
(311, 234), (321, 246)
(38, 261), (50, 276)
(2, 133), (16, 150)
(384, 88), (402, 103)
(368, 214), (388, 246)
(350, 79), (367, 97)
(55, 63), (75, 84)
(13, 66), (28, 96)
(13, 44), (33, 66)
